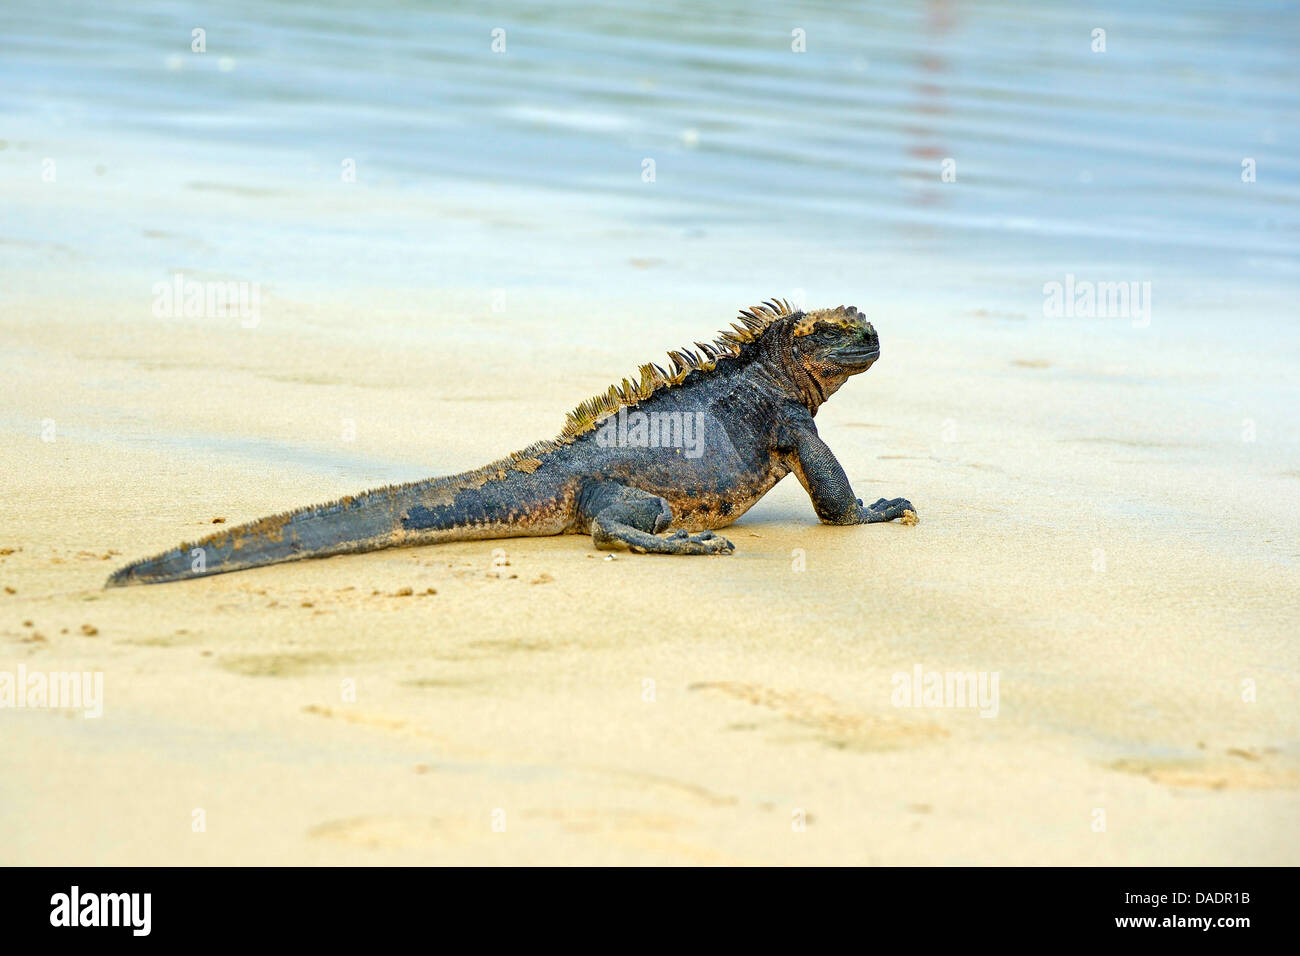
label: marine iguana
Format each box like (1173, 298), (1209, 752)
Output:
(107, 300), (915, 586)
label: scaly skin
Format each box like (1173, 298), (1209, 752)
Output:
(107, 300), (916, 586)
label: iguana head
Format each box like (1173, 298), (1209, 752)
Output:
(783, 305), (879, 406)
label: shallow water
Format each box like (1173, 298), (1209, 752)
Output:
(4, 1), (1297, 290)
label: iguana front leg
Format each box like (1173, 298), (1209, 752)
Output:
(781, 410), (916, 525)
(580, 481), (735, 555)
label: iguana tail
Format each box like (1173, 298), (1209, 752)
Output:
(106, 459), (573, 587)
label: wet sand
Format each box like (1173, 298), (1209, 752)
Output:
(2, 290), (1296, 865)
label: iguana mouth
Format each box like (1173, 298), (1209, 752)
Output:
(837, 346), (880, 368)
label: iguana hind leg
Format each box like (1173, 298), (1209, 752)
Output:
(582, 481), (735, 555)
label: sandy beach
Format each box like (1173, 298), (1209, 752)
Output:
(1, 0), (1297, 866)
(2, 283), (1296, 865)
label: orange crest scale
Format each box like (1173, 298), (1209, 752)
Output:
(559, 298), (798, 439)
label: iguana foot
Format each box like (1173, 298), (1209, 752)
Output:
(656, 529), (736, 554)
(861, 497), (916, 523)
(595, 520), (735, 555)
(585, 481), (735, 555)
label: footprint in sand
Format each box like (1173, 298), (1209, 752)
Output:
(1108, 750), (1298, 790)
(689, 680), (946, 752)
(308, 815), (469, 849)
